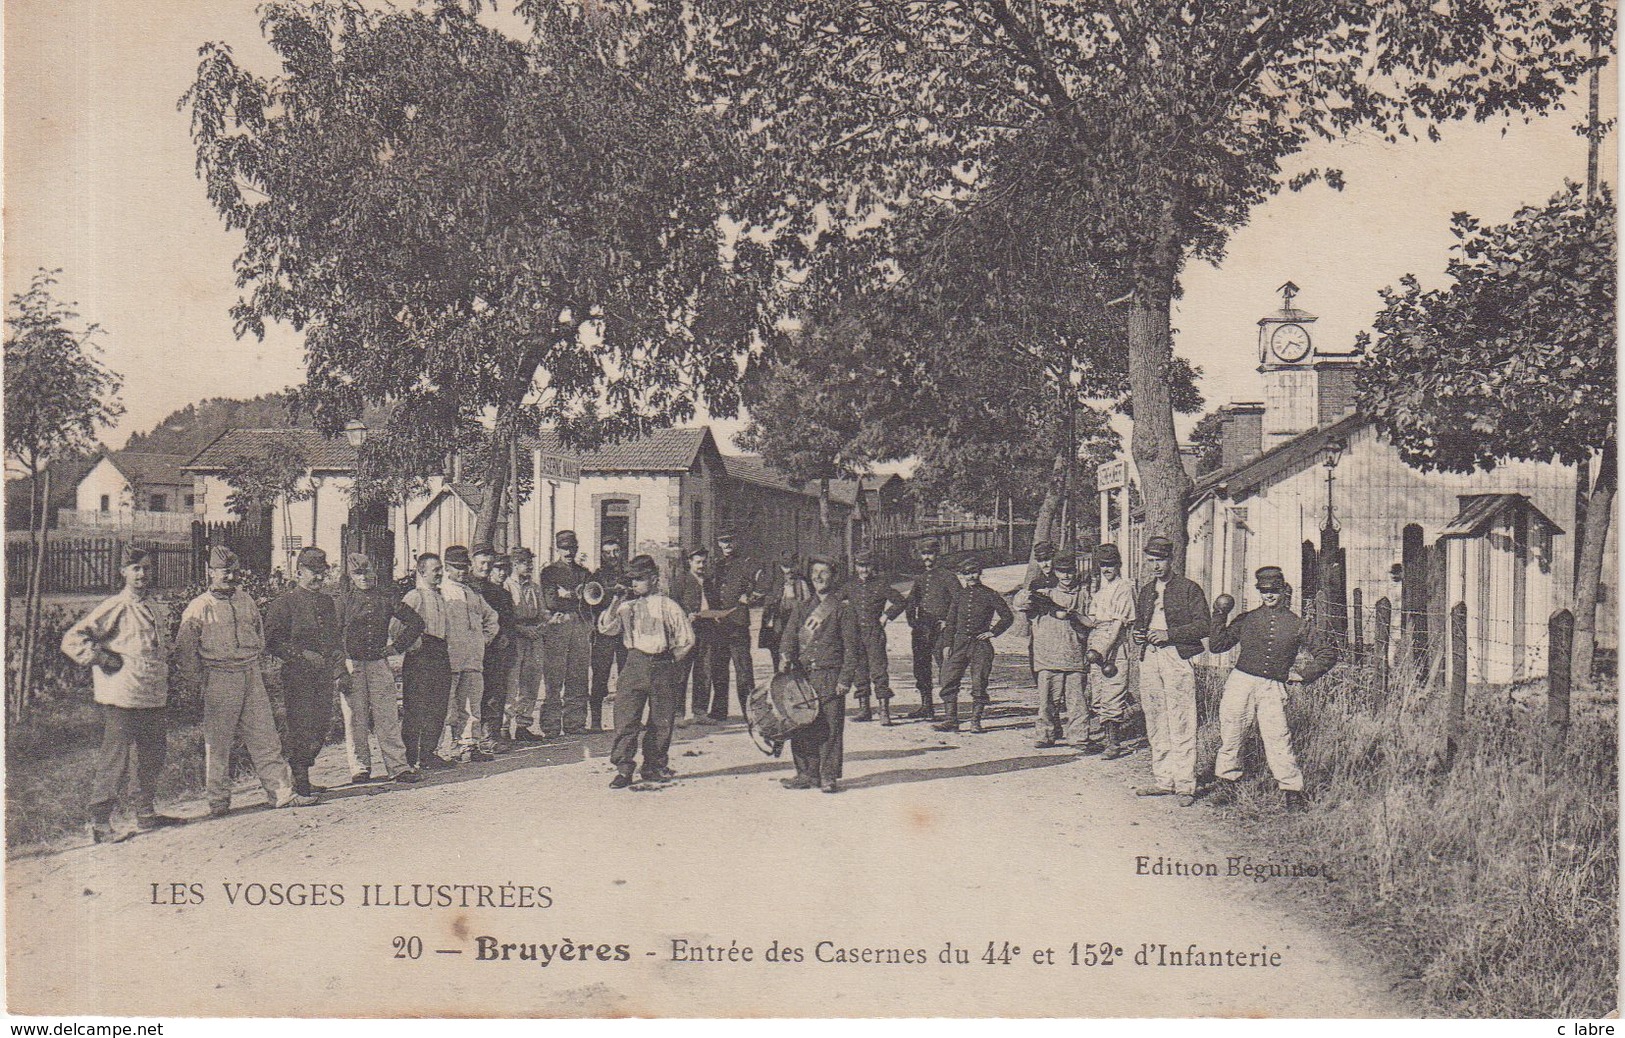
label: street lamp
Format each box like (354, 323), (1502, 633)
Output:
(1321, 436), (1346, 531)
(344, 419), (369, 449)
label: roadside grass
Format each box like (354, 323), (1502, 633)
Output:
(1196, 662), (1618, 1018)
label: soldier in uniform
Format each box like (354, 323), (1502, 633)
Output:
(398, 552), (456, 770)
(588, 538), (629, 731)
(437, 544), (501, 763)
(537, 530), (594, 735)
(505, 547), (547, 742)
(710, 530), (763, 720)
(759, 552), (811, 672)
(62, 546), (185, 842)
(335, 553), (424, 784)
(1131, 534), (1211, 807)
(902, 538), (960, 720)
(1017, 539), (1059, 683)
(778, 556), (859, 793)
(844, 550), (907, 724)
(1206, 567), (1337, 810)
(263, 547), (342, 797)
(475, 548), (518, 753)
(176, 546), (318, 815)
(597, 554), (696, 788)
(1083, 543), (1136, 758)
(932, 555), (1015, 734)
(1017, 549), (1092, 748)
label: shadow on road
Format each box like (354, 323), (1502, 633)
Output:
(842, 752), (1074, 791)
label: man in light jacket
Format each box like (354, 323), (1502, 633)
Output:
(597, 554), (696, 788)
(61, 546), (185, 842)
(1016, 550), (1094, 749)
(436, 544), (500, 764)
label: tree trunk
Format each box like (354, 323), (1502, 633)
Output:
(472, 427), (510, 550)
(19, 467), (52, 722)
(818, 477), (831, 531)
(1570, 439), (1615, 691)
(1126, 285), (1193, 573)
(1032, 384), (1075, 548)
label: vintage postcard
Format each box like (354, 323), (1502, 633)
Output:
(4, 0), (1619, 1022)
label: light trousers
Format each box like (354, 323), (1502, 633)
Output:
(1140, 645), (1198, 795)
(441, 670), (486, 753)
(202, 665), (296, 808)
(1035, 670), (1089, 745)
(507, 636), (545, 734)
(340, 658), (408, 776)
(1215, 669), (1304, 792)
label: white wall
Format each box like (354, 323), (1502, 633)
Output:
(75, 458), (131, 514)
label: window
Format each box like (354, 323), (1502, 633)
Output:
(99, 494), (110, 513)
(601, 499), (631, 557)
(149, 493), (167, 512)
(184, 493), (196, 510)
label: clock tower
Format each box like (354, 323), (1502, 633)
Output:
(1256, 282), (1358, 446)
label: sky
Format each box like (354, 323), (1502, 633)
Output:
(5, 0), (1617, 456)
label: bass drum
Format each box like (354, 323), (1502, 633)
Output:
(746, 670), (823, 756)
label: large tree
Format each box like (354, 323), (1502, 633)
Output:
(3, 269), (123, 718)
(1359, 182), (1615, 688)
(626, 0), (1605, 570)
(184, 0), (764, 543)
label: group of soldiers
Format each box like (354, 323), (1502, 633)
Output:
(62, 517), (1334, 841)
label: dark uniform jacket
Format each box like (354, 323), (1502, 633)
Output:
(1133, 576), (1211, 660)
(904, 567), (961, 626)
(942, 583), (1015, 654)
(1209, 605), (1337, 683)
(335, 588), (424, 662)
(845, 574), (907, 628)
(708, 553), (762, 631)
(670, 570), (720, 642)
(477, 578), (517, 664)
(782, 592), (859, 688)
(264, 587), (340, 665)
(537, 559), (592, 620)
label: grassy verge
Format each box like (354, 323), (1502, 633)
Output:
(1194, 662), (1618, 1017)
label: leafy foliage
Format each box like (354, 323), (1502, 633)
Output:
(3, 270), (124, 476)
(219, 440), (312, 519)
(182, 0), (765, 535)
(1359, 182), (1615, 472)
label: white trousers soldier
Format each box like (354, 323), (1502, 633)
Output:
(340, 658), (409, 777)
(1139, 645), (1198, 795)
(1215, 670), (1305, 792)
(1035, 670), (1090, 746)
(506, 636), (545, 736)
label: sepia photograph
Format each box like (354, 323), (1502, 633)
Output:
(3, 0), (1619, 1023)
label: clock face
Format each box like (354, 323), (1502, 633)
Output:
(1270, 323), (1311, 363)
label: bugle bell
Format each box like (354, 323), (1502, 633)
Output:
(581, 581), (607, 606)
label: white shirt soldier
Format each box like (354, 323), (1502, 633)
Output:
(60, 545), (185, 842)
(596, 554), (696, 788)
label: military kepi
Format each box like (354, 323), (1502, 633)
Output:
(296, 547), (330, 572)
(1032, 540), (1057, 561)
(121, 545), (151, 568)
(1095, 543), (1122, 567)
(208, 545), (239, 570)
(443, 545), (472, 567)
(956, 555), (983, 575)
(1052, 550), (1078, 573)
(1255, 566), (1287, 591)
(1143, 535), (1175, 560)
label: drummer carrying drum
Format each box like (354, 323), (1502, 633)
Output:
(777, 555), (859, 793)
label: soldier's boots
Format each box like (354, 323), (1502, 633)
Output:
(968, 703), (986, 734)
(879, 698), (893, 726)
(1101, 722), (1128, 760)
(931, 698), (961, 732)
(905, 696), (936, 721)
(292, 767), (328, 798)
(1283, 789), (1309, 812)
(854, 696), (874, 723)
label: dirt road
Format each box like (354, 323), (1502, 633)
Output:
(7, 568), (1412, 1017)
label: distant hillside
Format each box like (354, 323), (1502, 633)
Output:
(121, 393), (308, 459)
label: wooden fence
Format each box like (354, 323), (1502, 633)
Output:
(7, 519), (272, 597)
(864, 517), (1035, 575)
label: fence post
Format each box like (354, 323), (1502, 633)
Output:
(1373, 596), (1391, 701)
(1548, 608), (1574, 730)
(1444, 600), (1468, 771)
(1351, 588), (1365, 660)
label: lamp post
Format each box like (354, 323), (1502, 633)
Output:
(1320, 436), (1347, 645)
(344, 419), (368, 449)
(1322, 436), (1345, 532)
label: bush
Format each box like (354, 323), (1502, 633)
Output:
(1197, 661), (1618, 1017)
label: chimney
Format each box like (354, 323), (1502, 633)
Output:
(1219, 402), (1265, 471)
(1315, 361), (1360, 427)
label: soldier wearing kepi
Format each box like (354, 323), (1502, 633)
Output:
(335, 553), (425, 784)
(475, 547), (517, 754)
(537, 530), (594, 735)
(845, 550), (907, 724)
(61, 545), (185, 842)
(932, 555), (1015, 734)
(902, 538), (960, 720)
(710, 530), (763, 721)
(263, 547), (343, 797)
(1083, 543), (1136, 758)
(1206, 567), (1337, 811)
(438, 544), (500, 763)
(597, 554), (696, 788)
(1019, 549), (1094, 749)
(1131, 535), (1211, 807)
(505, 547), (547, 742)
(778, 556), (859, 793)
(176, 546), (317, 815)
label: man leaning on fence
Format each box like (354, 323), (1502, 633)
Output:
(175, 546), (318, 815)
(61, 545), (187, 843)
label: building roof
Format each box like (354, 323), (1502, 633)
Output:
(1260, 306), (1319, 323)
(723, 454), (862, 507)
(183, 428), (360, 473)
(409, 482), (484, 527)
(1191, 412), (1370, 506)
(103, 451), (192, 488)
(1439, 494), (1565, 539)
(531, 427), (717, 473)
